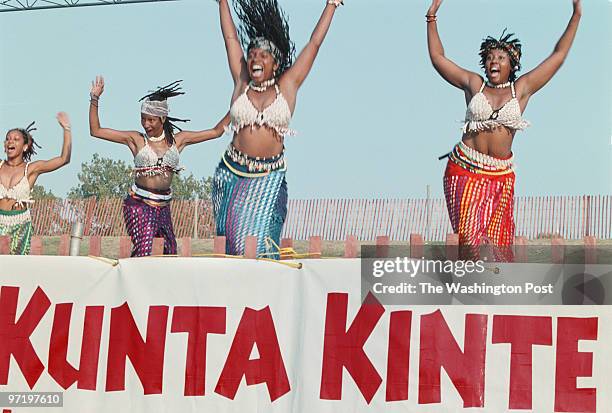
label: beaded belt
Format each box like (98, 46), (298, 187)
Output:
(127, 184), (172, 208)
(133, 165), (183, 178)
(224, 144), (286, 173)
(449, 141), (514, 175)
(130, 184), (172, 201)
(0, 208), (31, 226)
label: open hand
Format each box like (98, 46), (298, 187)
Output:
(90, 75), (105, 98)
(56, 112), (71, 130)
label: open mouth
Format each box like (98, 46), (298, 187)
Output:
(251, 64), (264, 77)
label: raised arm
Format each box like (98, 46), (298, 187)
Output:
(517, 0), (582, 97)
(427, 0), (480, 91)
(218, 0), (249, 87)
(88, 76), (140, 152)
(175, 112), (230, 152)
(28, 112), (72, 178)
(280, 1), (341, 91)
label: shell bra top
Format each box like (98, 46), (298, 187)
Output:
(0, 161), (33, 206)
(228, 84), (295, 137)
(133, 136), (182, 177)
(463, 81), (530, 133)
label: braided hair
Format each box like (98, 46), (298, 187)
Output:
(139, 80), (190, 146)
(479, 29), (523, 82)
(234, 0), (295, 76)
(7, 122), (41, 163)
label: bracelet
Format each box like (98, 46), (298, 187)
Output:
(327, 0), (343, 7)
(426, 14), (437, 23)
(90, 93), (100, 101)
(90, 101), (99, 108)
(63, 126), (71, 131)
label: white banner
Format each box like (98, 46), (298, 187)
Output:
(0, 256), (610, 412)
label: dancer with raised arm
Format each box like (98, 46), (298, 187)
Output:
(0, 113), (72, 254)
(89, 77), (228, 257)
(213, 0), (343, 257)
(427, 0), (581, 260)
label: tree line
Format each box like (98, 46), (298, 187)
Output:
(34, 153), (212, 201)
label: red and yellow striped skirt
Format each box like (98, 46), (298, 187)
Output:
(443, 142), (515, 261)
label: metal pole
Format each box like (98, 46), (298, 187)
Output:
(69, 222), (84, 256)
(0, 0), (180, 13)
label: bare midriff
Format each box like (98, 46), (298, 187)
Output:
(232, 126), (284, 159)
(461, 127), (515, 159)
(135, 174), (173, 193)
(0, 199), (24, 211)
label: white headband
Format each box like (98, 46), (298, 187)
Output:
(141, 99), (169, 117)
(248, 37), (282, 63)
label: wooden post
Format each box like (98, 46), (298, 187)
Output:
(279, 238), (293, 260)
(30, 236), (43, 255)
(584, 236), (597, 265)
(244, 236), (257, 259)
(551, 237), (565, 264)
(119, 236), (132, 259)
(309, 236), (322, 258)
(0, 236), (10, 254)
(514, 236), (528, 263)
(344, 235), (358, 258)
(213, 236), (226, 255)
(58, 234), (70, 256)
(445, 233), (459, 261)
(180, 237), (192, 257)
(152, 238), (164, 255)
(376, 235), (390, 258)
(410, 233), (424, 259)
(89, 236), (102, 256)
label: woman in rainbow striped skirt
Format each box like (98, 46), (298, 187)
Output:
(426, 0), (581, 260)
(212, 0), (343, 257)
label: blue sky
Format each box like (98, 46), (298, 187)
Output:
(0, 0), (610, 199)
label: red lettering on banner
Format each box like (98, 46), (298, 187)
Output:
(418, 310), (487, 407)
(0, 286), (50, 388)
(48, 304), (104, 390)
(171, 306), (226, 396)
(385, 310), (412, 402)
(0, 284), (604, 409)
(554, 317), (597, 413)
(320, 293), (384, 404)
(105, 303), (169, 394)
(215, 307), (289, 401)
(492, 315), (552, 410)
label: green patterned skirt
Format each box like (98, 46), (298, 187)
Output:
(0, 209), (33, 255)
